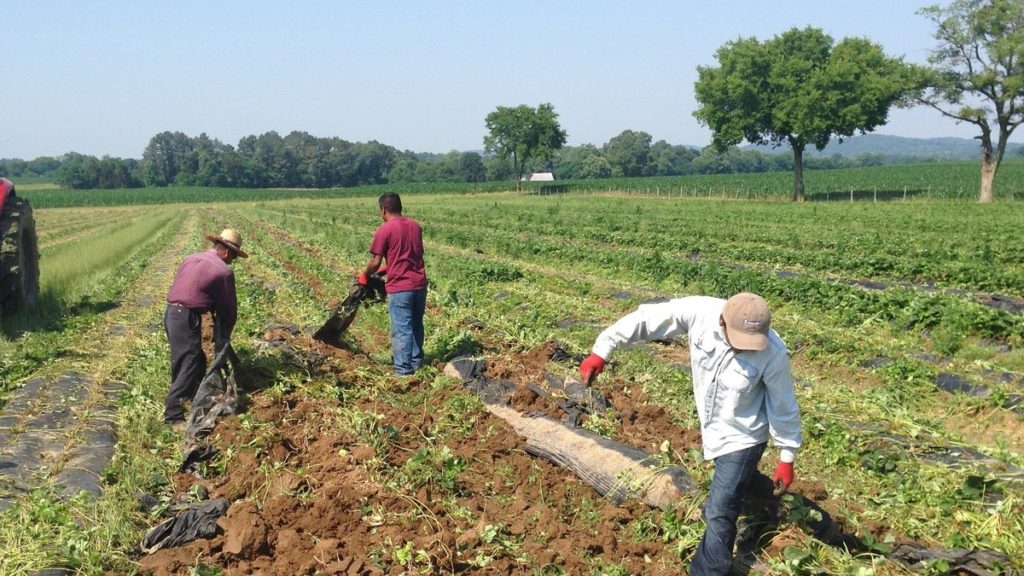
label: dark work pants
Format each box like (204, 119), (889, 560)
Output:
(690, 442), (767, 576)
(164, 304), (205, 423)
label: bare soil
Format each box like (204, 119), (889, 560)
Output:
(138, 331), (849, 575)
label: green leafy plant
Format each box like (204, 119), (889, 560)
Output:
(392, 540), (432, 572)
(393, 445), (467, 494)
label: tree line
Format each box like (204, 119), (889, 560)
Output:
(0, 129), (942, 191)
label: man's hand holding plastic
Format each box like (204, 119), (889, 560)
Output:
(358, 266), (388, 286)
(579, 353), (606, 385)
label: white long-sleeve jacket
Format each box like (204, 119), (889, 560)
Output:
(592, 296), (802, 463)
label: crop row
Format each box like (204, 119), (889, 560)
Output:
(260, 197), (1024, 347)
(265, 195), (1023, 295)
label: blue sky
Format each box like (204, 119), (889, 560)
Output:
(1, 1), (997, 160)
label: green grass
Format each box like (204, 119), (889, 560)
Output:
(38, 209), (182, 302)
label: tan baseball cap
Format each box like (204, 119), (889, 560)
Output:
(205, 228), (248, 258)
(722, 292), (771, 351)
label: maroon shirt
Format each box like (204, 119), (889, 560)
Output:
(369, 216), (427, 293)
(166, 249), (237, 335)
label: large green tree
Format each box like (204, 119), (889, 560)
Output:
(694, 27), (917, 201)
(141, 131), (196, 187)
(484, 103), (567, 190)
(604, 129), (653, 177)
(919, 0), (1024, 203)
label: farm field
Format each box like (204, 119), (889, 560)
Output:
(18, 159), (1024, 209)
(1, 191), (1023, 575)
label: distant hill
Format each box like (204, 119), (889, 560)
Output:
(745, 134), (1024, 160)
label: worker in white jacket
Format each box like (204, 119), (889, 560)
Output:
(579, 292), (802, 576)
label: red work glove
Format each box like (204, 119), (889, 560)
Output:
(579, 353), (606, 385)
(357, 272), (368, 286)
(772, 461), (794, 495)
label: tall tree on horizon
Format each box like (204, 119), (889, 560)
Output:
(694, 27), (918, 201)
(919, 0), (1024, 203)
(484, 103), (567, 190)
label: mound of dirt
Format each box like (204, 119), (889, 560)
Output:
(139, 333), (712, 574)
(140, 332), (886, 575)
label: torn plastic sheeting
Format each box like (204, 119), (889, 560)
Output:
(542, 373), (608, 410)
(184, 346), (238, 440)
(548, 342), (581, 360)
(256, 333), (328, 373)
(181, 344), (239, 472)
(875, 434), (1024, 484)
(442, 357), (487, 383)
(935, 373), (988, 397)
(140, 498), (230, 554)
(179, 445), (219, 474)
(555, 318), (602, 330)
(532, 373), (610, 426)
(312, 274), (385, 343)
(464, 378), (517, 405)
(888, 542), (1011, 576)
(935, 373), (1024, 413)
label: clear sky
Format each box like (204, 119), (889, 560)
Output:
(1, 1), (999, 160)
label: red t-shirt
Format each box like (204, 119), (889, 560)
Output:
(369, 216), (427, 293)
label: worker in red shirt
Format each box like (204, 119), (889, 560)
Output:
(360, 193), (428, 376)
(164, 229), (247, 429)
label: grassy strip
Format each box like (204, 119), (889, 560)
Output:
(0, 211), (198, 574)
(38, 209), (181, 303)
(0, 208), (186, 405)
(34, 206), (151, 244)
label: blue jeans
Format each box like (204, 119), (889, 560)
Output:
(690, 442), (767, 576)
(387, 287), (426, 375)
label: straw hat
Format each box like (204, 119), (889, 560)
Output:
(205, 229), (248, 258)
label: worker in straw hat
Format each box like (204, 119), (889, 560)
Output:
(163, 229), (248, 431)
(579, 292), (802, 575)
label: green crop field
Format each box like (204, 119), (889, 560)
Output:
(17, 159), (1024, 209)
(1, 184), (1022, 575)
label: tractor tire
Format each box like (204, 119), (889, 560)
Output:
(0, 196), (40, 314)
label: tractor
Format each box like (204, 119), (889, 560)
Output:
(0, 178), (39, 318)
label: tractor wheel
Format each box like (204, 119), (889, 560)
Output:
(0, 197), (40, 314)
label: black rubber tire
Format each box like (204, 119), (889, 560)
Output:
(0, 197), (40, 314)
